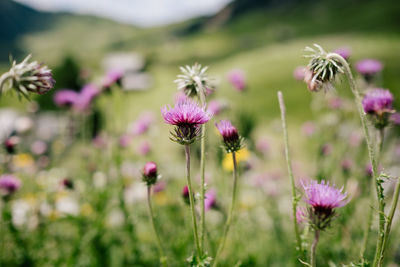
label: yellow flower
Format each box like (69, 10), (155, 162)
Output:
(222, 147), (250, 171)
(81, 203), (93, 216)
(13, 153), (34, 168)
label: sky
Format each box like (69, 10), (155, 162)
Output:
(14, 0), (232, 27)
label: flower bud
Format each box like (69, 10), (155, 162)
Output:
(142, 162), (158, 186)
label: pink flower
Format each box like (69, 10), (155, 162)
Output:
(302, 121), (316, 137)
(54, 89), (79, 107)
(137, 141), (151, 156)
(130, 112), (154, 136)
(362, 88), (394, 115)
(302, 180), (347, 210)
(293, 66), (306, 81)
(341, 158), (353, 173)
(103, 70), (123, 88)
(31, 140), (47, 155)
(119, 134), (131, 148)
(153, 181), (166, 193)
(204, 189), (217, 211)
(143, 162), (158, 185)
(334, 47), (351, 60)
(215, 120), (242, 152)
(73, 84), (101, 112)
(162, 99), (211, 126)
(227, 69), (246, 91)
(356, 59), (383, 76)
(0, 174), (21, 196)
(207, 100), (227, 116)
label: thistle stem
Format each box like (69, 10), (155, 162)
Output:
(184, 145), (202, 259)
(310, 230), (320, 267)
(277, 91), (304, 258)
(146, 186), (168, 267)
(328, 54), (385, 267)
(213, 151), (239, 267)
(378, 177), (400, 266)
(195, 78), (207, 253)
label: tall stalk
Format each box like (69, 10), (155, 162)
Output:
(327, 54), (385, 266)
(146, 186), (168, 267)
(213, 151), (239, 267)
(195, 78), (207, 253)
(310, 230), (320, 267)
(184, 145), (202, 259)
(277, 91), (303, 257)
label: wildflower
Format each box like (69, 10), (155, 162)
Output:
(153, 181), (166, 194)
(296, 206), (307, 224)
(356, 59), (383, 81)
(334, 47), (351, 60)
(216, 120), (243, 153)
(293, 66), (307, 81)
(0, 174), (21, 197)
(137, 141), (151, 156)
(54, 89), (79, 107)
(304, 44), (344, 92)
(4, 136), (20, 154)
(207, 100), (227, 116)
(302, 180), (348, 230)
(73, 84), (101, 112)
(161, 99), (211, 145)
(31, 140), (47, 155)
(362, 88), (394, 129)
(174, 63), (211, 97)
(227, 69), (246, 91)
(341, 158), (353, 174)
(204, 189), (217, 211)
(182, 185), (191, 205)
(61, 178), (74, 190)
(130, 112), (154, 136)
(103, 70), (123, 88)
(142, 162), (159, 186)
(0, 55), (55, 97)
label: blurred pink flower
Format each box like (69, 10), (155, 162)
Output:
(153, 181), (166, 193)
(328, 96), (342, 109)
(119, 134), (131, 148)
(137, 141), (151, 156)
(130, 112), (154, 136)
(73, 84), (101, 112)
(227, 69), (246, 91)
(207, 100), (227, 116)
(54, 89), (79, 107)
(293, 66), (306, 81)
(0, 174), (21, 196)
(301, 121), (316, 137)
(31, 140), (47, 155)
(103, 70), (123, 88)
(256, 137), (270, 156)
(334, 47), (351, 60)
(204, 189), (217, 211)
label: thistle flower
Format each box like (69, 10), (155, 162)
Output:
(304, 44), (345, 92)
(73, 84), (101, 112)
(227, 69), (246, 91)
(334, 47), (351, 60)
(204, 189), (217, 211)
(356, 59), (383, 81)
(362, 88), (394, 129)
(0, 55), (55, 97)
(302, 180), (348, 230)
(174, 63), (211, 97)
(215, 120), (243, 153)
(142, 162), (159, 186)
(4, 136), (20, 154)
(293, 66), (307, 81)
(182, 185), (191, 205)
(54, 89), (79, 107)
(161, 99), (211, 145)
(61, 178), (74, 190)
(0, 174), (21, 197)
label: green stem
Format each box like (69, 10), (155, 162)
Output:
(277, 91), (303, 258)
(310, 230), (319, 267)
(377, 177), (400, 266)
(146, 186), (168, 267)
(328, 54), (384, 267)
(213, 151), (239, 267)
(195, 78), (207, 253)
(184, 145), (202, 259)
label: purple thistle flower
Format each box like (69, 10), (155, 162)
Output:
(334, 47), (351, 60)
(356, 59), (383, 76)
(215, 120), (242, 152)
(227, 69), (246, 91)
(143, 161), (158, 186)
(182, 185), (190, 205)
(0, 174), (21, 196)
(302, 180), (347, 230)
(54, 89), (79, 107)
(204, 189), (217, 211)
(73, 84), (101, 112)
(161, 99), (211, 145)
(362, 88), (394, 115)
(293, 66), (306, 81)
(103, 70), (123, 88)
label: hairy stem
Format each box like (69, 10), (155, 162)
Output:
(277, 91), (303, 258)
(328, 54), (385, 267)
(195, 78), (207, 253)
(213, 151), (239, 267)
(310, 230), (320, 267)
(146, 186), (168, 267)
(377, 177), (400, 266)
(185, 145), (202, 259)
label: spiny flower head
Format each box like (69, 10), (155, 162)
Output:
(1, 55), (55, 98)
(362, 88), (394, 129)
(302, 180), (348, 230)
(174, 63), (211, 97)
(215, 120), (243, 153)
(0, 174), (21, 197)
(304, 44), (344, 92)
(161, 99), (211, 145)
(142, 161), (159, 186)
